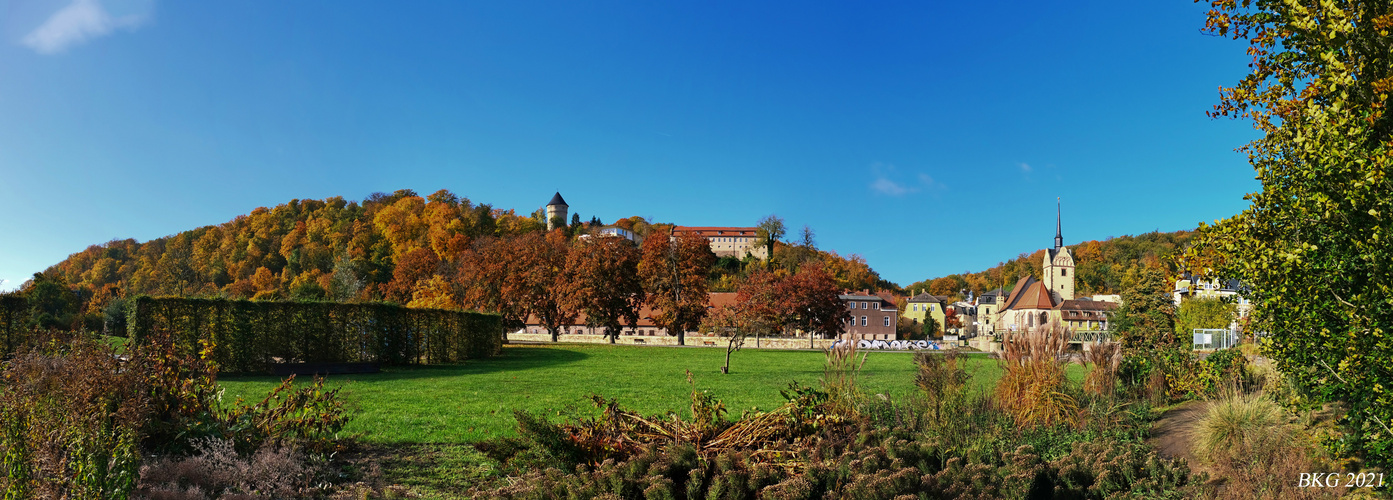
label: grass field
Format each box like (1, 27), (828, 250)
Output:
(218, 343), (1078, 444)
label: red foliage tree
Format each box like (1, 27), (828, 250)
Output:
(559, 235), (644, 343)
(638, 229), (716, 346)
(509, 231), (574, 341)
(777, 265), (849, 342)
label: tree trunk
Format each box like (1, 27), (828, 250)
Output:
(723, 344), (733, 374)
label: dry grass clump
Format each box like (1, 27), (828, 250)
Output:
(1082, 341), (1121, 398)
(1193, 391), (1345, 499)
(914, 350), (970, 425)
(995, 321), (1080, 428)
(821, 340), (867, 417)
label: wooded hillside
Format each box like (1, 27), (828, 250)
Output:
(903, 230), (1193, 299)
(24, 189), (882, 331)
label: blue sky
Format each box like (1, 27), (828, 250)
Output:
(0, 0), (1259, 291)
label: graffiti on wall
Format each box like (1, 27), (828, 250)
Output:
(832, 339), (941, 350)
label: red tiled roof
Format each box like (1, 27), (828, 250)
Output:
(1002, 276), (1055, 311)
(672, 226), (759, 236)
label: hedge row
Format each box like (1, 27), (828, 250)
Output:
(127, 297), (502, 373)
(0, 294), (29, 356)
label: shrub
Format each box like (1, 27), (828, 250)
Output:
(1192, 391), (1345, 499)
(135, 438), (328, 499)
(221, 375), (350, 456)
(0, 331), (144, 499)
(0, 330), (353, 499)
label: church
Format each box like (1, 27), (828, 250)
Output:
(980, 200), (1078, 334)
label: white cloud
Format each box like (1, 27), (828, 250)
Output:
(871, 177), (910, 196)
(1019, 162), (1033, 173)
(21, 0), (150, 55)
(868, 164), (945, 196)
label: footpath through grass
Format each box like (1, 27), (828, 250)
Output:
(219, 343), (1063, 444)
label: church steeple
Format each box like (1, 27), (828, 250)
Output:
(1054, 197), (1063, 251)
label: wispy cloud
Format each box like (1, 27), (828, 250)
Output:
(21, 0), (151, 55)
(871, 177), (911, 196)
(869, 163), (945, 196)
(1018, 162), (1033, 173)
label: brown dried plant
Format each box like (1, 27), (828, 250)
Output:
(1083, 341), (1122, 398)
(995, 321), (1080, 428)
(821, 340), (867, 417)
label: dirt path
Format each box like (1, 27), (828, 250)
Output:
(1148, 400), (1208, 466)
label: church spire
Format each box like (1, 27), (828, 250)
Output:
(1054, 197), (1063, 251)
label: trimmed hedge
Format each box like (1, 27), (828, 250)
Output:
(127, 297), (502, 373)
(0, 293), (29, 356)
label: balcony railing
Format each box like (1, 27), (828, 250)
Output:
(1068, 330), (1112, 343)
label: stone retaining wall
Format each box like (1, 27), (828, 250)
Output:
(507, 331), (841, 349)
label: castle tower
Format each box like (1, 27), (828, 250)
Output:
(1043, 198), (1075, 300)
(545, 192), (569, 231)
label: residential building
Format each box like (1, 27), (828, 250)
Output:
(1056, 298), (1115, 331)
(976, 288), (1005, 335)
(839, 291), (898, 340)
(947, 301), (977, 336)
(903, 290), (946, 332)
(579, 225), (638, 242)
(672, 226), (769, 260)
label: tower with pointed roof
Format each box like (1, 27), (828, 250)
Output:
(545, 192), (569, 231)
(1042, 198), (1075, 300)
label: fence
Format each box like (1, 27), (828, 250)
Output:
(1192, 328), (1237, 350)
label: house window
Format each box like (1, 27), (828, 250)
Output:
(1061, 268), (1067, 276)
(883, 316), (890, 327)
(861, 301), (867, 309)
(861, 316), (868, 326)
(873, 303), (880, 310)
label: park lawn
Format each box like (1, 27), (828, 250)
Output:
(218, 343), (1083, 444)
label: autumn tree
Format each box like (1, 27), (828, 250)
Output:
(457, 237), (528, 331)
(928, 276), (964, 298)
(778, 265), (849, 345)
(1188, 0), (1393, 466)
(701, 269), (783, 374)
(639, 229), (716, 346)
(384, 247), (440, 304)
(559, 235), (644, 343)
(509, 231), (575, 341)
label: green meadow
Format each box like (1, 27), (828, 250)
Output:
(218, 343), (1079, 444)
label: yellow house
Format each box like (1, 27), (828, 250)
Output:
(904, 291), (947, 332)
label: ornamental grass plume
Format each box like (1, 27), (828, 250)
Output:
(995, 321), (1080, 428)
(822, 340), (867, 417)
(1083, 341), (1122, 398)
